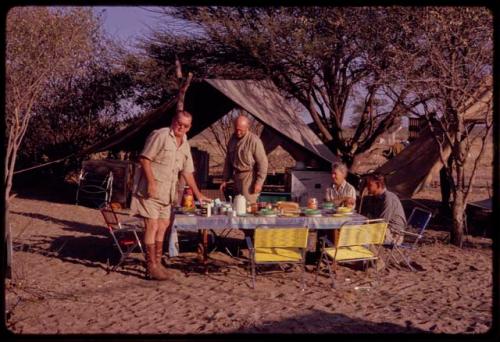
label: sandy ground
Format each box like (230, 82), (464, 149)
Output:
(4, 193), (493, 335)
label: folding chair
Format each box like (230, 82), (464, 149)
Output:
(100, 205), (145, 273)
(386, 206), (433, 271)
(246, 226), (309, 290)
(316, 219), (387, 288)
(76, 170), (113, 208)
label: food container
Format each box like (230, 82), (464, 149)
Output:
(199, 203), (211, 217)
(250, 202), (259, 214)
(307, 197), (318, 210)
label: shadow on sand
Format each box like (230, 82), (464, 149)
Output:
(225, 309), (429, 334)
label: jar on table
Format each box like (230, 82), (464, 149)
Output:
(307, 197), (318, 210)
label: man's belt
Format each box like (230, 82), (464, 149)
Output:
(234, 169), (252, 174)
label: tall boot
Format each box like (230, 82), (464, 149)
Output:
(155, 240), (172, 277)
(145, 243), (168, 280)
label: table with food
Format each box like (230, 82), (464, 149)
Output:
(168, 197), (366, 260)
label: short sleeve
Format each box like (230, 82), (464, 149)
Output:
(140, 130), (163, 161)
(347, 183), (357, 199)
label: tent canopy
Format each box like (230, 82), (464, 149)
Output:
(84, 79), (338, 168)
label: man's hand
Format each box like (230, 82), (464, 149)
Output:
(219, 181), (227, 192)
(147, 181), (158, 199)
(253, 183), (263, 194)
(196, 192), (212, 203)
(343, 197), (355, 208)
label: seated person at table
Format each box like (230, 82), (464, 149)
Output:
(325, 162), (356, 209)
(360, 172), (406, 245)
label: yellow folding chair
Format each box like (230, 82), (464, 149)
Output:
(246, 226), (309, 290)
(315, 219), (387, 288)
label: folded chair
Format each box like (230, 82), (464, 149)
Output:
(316, 219), (387, 288)
(386, 206), (433, 271)
(100, 205), (145, 273)
(246, 226), (309, 290)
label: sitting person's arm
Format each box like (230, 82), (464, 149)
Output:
(340, 182), (357, 208)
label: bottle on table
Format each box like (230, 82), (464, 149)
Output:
(182, 186), (194, 208)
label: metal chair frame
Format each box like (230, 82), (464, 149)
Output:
(76, 170), (114, 208)
(315, 219), (387, 288)
(246, 225), (309, 290)
(100, 205), (145, 273)
(387, 206), (433, 271)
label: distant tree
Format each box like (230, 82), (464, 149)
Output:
(137, 7), (426, 168)
(17, 65), (134, 179)
(388, 7), (493, 246)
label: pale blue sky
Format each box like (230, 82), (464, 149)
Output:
(95, 6), (165, 48)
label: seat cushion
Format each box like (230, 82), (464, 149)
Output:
(325, 245), (375, 261)
(255, 247), (303, 263)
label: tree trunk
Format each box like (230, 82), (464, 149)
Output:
(4, 194), (12, 279)
(439, 161), (452, 213)
(450, 190), (465, 247)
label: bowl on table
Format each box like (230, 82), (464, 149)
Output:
(322, 202), (335, 210)
(303, 208), (322, 217)
(332, 206), (354, 216)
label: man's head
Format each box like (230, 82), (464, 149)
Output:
(172, 111), (193, 138)
(331, 162), (348, 186)
(365, 172), (386, 195)
(234, 115), (250, 139)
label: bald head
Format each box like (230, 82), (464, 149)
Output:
(234, 115), (251, 139)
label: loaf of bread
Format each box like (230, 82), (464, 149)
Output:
(276, 201), (300, 215)
(276, 201), (299, 210)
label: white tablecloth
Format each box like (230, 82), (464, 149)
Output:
(168, 212), (367, 257)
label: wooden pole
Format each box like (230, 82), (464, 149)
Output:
(175, 56), (193, 114)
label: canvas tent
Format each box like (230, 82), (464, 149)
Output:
(376, 76), (493, 198)
(83, 79), (338, 168)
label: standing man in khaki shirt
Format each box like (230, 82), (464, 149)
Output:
(131, 111), (210, 280)
(220, 115), (268, 204)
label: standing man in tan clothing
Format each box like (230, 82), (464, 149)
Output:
(220, 115), (268, 204)
(131, 111), (210, 280)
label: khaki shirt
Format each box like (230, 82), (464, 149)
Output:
(325, 180), (357, 207)
(223, 131), (268, 185)
(135, 127), (194, 204)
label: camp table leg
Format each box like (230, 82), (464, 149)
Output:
(197, 229), (209, 274)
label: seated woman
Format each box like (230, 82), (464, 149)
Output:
(324, 162), (357, 209)
(359, 172), (407, 245)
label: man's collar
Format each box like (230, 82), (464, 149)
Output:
(333, 180), (347, 189)
(169, 127), (187, 144)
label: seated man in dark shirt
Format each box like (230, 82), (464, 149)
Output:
(360, 172), (407, 245)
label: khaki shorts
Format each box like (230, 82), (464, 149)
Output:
(130, 195), (172, 219)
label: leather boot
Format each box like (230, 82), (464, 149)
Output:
(155, 240), (172, 277)
(145, 244), (168, 280)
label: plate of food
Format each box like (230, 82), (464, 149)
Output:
(257, 208), (278, 217)
(303, 208), (322, 217)
(332, 206), (353, 217)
